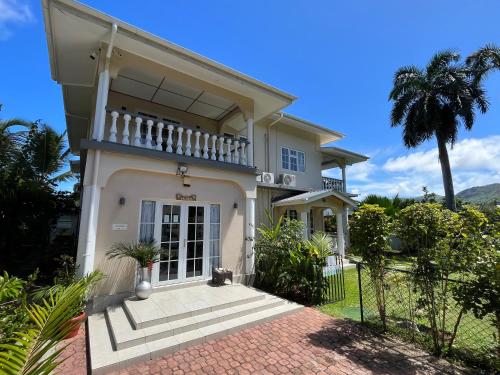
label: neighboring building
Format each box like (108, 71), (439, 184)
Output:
(43, 0), (368, 306)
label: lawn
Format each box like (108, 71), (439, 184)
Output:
(318, 265), (498, 372)
(318, 267), (361, 321)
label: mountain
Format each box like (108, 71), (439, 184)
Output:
(456, 183), (500, 204)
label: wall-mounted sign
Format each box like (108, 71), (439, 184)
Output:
(112, 224), (128, 231)
(176, 194), (197, 201)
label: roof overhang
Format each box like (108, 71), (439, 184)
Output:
(42, 0), (297, 152)
(273, 189), (358, 209)
(321, 146), (369, 169)
(269, 113), (344, 145)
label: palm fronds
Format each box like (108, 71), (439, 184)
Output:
(0, 272), (102, 375)
(107, 241), (163, 268)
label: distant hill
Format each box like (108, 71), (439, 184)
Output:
(414, 183), (500, 204)
(456, 183), (500, 204)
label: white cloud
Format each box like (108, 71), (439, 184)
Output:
(350, 136), (500, 199)
(383, 136), (500, 174)
(347, 161), (377, 182)
(0, 0), (33, 40)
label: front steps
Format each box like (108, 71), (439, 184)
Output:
(88, 284), (302, 374)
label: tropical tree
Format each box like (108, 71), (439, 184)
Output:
(0, 114), (31, 166)
(466, 44), (500, 84)
(389, 51), (489, 211)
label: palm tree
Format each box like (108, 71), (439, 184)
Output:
(389, 51), (488, 211)
(0, 117), (31, 166)
(466, 44), (500, 84)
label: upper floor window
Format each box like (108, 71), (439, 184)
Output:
(281, 147), (305, 172)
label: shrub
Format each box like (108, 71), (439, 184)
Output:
(350, 204), (391, 329)
(254, 212), (333, 304)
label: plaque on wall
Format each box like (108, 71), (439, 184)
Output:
(176, 193), (197, 201)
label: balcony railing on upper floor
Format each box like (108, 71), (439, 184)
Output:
(103, 109), (250, 166)
(322, 177), (344, 192)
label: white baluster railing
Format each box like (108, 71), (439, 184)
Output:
(202, 133), (209, 159)
(156, 122), (164, 151)
(166, 125), (174, 153)
(105, 110), (253, 167)
(176, 127), (184, 155)
(134, 117), (142, 147)
(225, 138), (232, 163)
(145, 120), (153, 149)
(109, 111), (118, 142)
(122, 114), (131, 145)
(194, 131), (201, 158)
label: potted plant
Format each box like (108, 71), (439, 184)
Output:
(106, 240), (163, 299)
(32, 255), (104, 339)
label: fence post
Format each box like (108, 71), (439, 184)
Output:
(357, 263), (364, 323)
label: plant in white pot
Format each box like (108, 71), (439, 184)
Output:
(106, 240), (163, 299)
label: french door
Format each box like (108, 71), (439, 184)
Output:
(151, 202), (209, 285)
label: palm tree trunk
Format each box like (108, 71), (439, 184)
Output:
(436, 134), (456, 211)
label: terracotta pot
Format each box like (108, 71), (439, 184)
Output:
(64, 311), (86, 339)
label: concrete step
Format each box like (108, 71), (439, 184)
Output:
(106, 294), (285, 350)
(88, 299), (302, 374)
(123, 284), (266, 329)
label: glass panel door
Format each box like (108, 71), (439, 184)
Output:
(158, 204), (181, 282)
(185, 205), (205, 279)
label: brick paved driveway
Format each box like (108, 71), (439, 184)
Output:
(58, 308), (467, 375)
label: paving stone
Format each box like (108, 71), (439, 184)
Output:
(59, 308), (470, 375)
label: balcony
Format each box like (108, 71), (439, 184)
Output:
(99, 109), (251, 168)
(322, 177), (344, 192)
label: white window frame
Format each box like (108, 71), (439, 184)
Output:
(281, 146), (305, 173)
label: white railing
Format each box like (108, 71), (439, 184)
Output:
(322, 177), (344, 192)
(105, 110), (250, 166)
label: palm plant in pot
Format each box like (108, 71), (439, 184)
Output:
(106, 240), (163, 299)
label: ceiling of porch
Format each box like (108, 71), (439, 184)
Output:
(111, 67), (238, 121)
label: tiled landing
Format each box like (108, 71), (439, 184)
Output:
(88, 284), (302, 374)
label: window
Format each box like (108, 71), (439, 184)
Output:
(209, 204), (221, 275)
(284, 209), (298, 220)
(281, 147), (305, 172)
(139, 200), (156, 243)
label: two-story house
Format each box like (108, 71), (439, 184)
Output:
(43, 0), (368, 308)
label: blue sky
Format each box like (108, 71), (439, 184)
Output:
(1, 0), (499, 197)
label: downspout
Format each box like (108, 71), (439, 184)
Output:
(266, 112), (283, 172)
(82, 23), (117, 276)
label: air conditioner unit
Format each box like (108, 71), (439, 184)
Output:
(280, 173), (296, 187)
(257, 172), (274, 184)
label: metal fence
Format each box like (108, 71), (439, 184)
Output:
(322, 254), (345, 303)
(356, 263), (498, 371)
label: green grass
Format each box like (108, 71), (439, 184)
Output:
(318, 268), (361, 320)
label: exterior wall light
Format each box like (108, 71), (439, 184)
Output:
(177, 163), (188, 176)
(119, 197), (126, 205)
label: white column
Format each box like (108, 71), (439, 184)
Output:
(336, 210), (345, 258)
(122, 114), (131, 145)
(156, 122), (164, 151)
(185, 129), (192, 156)
(75, 150), (101, 276)
(166, 125), (174, 153)
(134, 117), (142, 147)
(246, 117), (254, 166)
(145, 120), (154, 149)
(176, 127), (184, 155)
(108, 111), (118, 142)
(194, 131), (201, 157)
(92, 70), (111, 141)
(210, 135), (218, 160)
(300, 209), (309, 240)
(202, 133), (209, 159)
(341, 165), (347, 193)
(245, 197), (256, 275)
(343, 207), (350, 250)
(218, 136), (225, 162)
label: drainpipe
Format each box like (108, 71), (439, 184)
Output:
(80, 23), (118, 276)
(266, 112), (283, 172)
